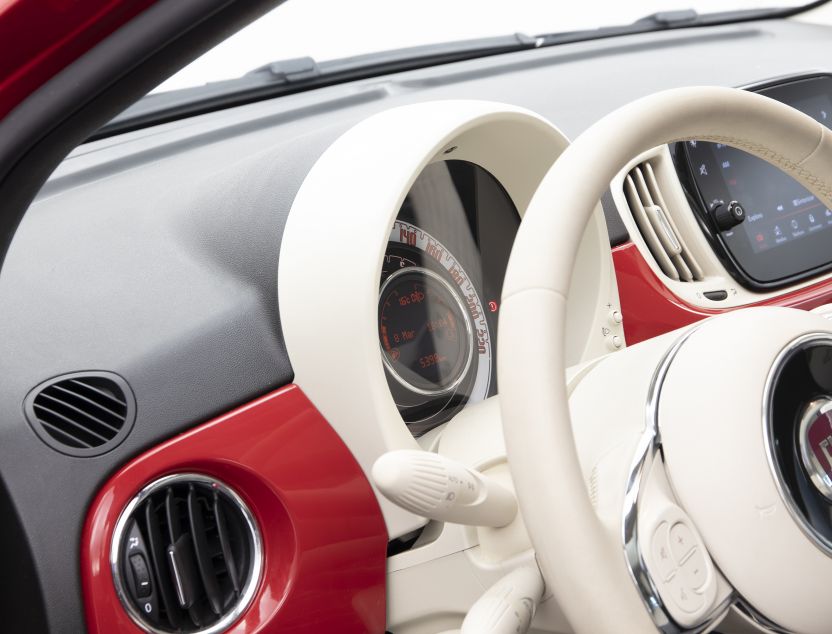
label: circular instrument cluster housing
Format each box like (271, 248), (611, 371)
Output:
(278, 100), (622, 536)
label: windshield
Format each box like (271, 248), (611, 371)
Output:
(156, 0), (824, 94)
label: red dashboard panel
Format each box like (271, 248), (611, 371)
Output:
(613, 241), (832, 344)
(82, 384), (388, 634)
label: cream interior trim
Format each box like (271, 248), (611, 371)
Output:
(499, 86), (832, 634)
(278, 99), (621, 539)
(612, 145), (832, 309)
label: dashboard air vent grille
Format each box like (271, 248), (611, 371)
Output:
(112, 474), (262, 634)
(24, 371), (136, 457)
(623, 161), (704, 282)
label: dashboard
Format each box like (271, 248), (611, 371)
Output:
(9, 14), (832, 634)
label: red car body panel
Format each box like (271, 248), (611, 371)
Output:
(82, 385), (388, 634)
(0, 0), (157, 118)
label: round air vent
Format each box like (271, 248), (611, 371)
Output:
(111, 474), (262, 634)
(24, 371), (136, 456)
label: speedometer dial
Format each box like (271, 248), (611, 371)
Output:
(380, 220), (493, 433)
(379, 267), (474, 395)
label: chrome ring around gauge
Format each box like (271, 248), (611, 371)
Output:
(384, 219), (494, 405)
(379, 266), (474, 396)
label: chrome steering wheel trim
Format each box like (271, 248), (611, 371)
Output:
(622, 325), (736, 634)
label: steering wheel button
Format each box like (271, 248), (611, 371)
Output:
(679, 547), (708, 591)
(650, 522), (676, 582)
(669, 521), (696, 563)
(667, 575), (705, 613)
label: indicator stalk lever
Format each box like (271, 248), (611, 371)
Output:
(372, 450), (517, 527)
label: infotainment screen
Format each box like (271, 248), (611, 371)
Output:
(683, 75), (832, 288)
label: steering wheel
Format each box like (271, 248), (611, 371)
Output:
(498, 87), (832, 633)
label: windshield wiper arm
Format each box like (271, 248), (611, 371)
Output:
(93, 33), (538, 140)
(92, 0), (830, 141)
(247, 33), (539, 87)
(536, 1), (831, 46)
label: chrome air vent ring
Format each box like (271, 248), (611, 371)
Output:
(110, 473), (263, 634)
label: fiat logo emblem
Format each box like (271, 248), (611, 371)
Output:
(799, 398), (832, 501)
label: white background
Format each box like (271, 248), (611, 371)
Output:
(156, 0), (832, 93)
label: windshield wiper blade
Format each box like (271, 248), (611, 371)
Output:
(93, 33), (538, 140)
(92, 0), (830, 141)
(248, 33), (539, 85)
(536, 2), (831, 46)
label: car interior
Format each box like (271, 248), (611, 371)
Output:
(5, 1), (832, 633)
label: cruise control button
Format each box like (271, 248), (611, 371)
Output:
(667, 574), (704, 613)
(650, 522), (675, 582)
(669, 522), (696, 564)
(679, 547), (708, 590)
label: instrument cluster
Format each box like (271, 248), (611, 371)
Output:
(378, 160), (519, 435)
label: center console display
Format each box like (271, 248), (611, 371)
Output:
(681, 75), (832, 289)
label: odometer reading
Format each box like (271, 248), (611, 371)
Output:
(379, 267), (473, 395)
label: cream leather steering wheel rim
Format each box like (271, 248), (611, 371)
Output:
(498, 86), (832, 633)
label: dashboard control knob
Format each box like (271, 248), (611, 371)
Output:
(606, 334), (624, 351)
(711, 200), (746, 231)
(372, 450), (517, 527)
(703, 290), (728, 301)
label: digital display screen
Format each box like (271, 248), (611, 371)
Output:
(684, 76), (832, 286)
(687, 94), (832, 254)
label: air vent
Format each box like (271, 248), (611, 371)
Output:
(623, 161), (704, 282)
(112, 474), (262, 634)
(24, 371), (136, 457)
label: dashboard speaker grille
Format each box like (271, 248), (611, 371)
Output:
(623, 160), (704, 282)
(24, 371), (136, 456)
(112, 474), (262, 634)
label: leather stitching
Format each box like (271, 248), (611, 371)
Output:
(679, 134), (832, 203)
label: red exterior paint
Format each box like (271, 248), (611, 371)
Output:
(82, 384), (388, 634)
(613, 241), (832, 344)
(0, 0), (158, 119)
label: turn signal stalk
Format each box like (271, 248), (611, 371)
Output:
(372, 450), (517, 527)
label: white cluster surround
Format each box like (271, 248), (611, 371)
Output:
(278, 100), (623, 541)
